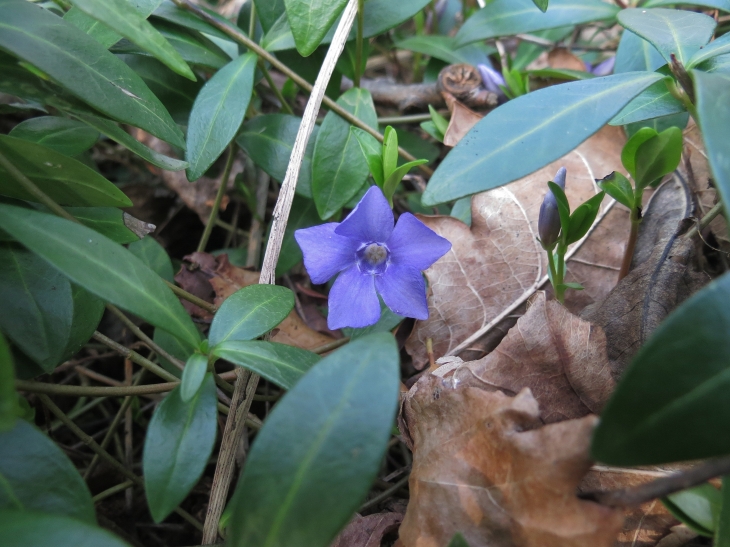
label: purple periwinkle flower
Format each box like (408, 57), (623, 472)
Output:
(294, 186), (451, 330)
(538, 166), (567, 249)
(586, 57), (615, 76)
(477, 63), (506, 95)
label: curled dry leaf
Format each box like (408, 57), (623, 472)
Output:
(442, 93), (484, 147)
(451, 291), (615, 423)
(398, 377), (624, 547)
(329, 512), (403, 547)
(547, 48), (588, 71)
(408, 126), (626, 369)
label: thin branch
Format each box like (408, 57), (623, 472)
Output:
(198, 145), (236, 253)
(359, 473), (410, 511)
(311, 337), (350, 355)
(684, 201), (724, 240)
(163, 279), (217, 314)
(92, 480), (135, 503)
(92, 331), (179, 383)
(17, 380), (177, 397)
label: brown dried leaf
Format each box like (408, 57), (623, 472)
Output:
(407, 126), (626, 369)
(548, 48), (588, 71)
(329, 513), (403, 547)
(442, 93), (484, 147)
(451, 291), (615, 423)
(398, 378), (624, 547)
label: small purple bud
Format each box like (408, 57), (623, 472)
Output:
(435, 0), (447, 19)
(538, 167), (567, 248)
(477, 64), (506, 95)
(590, 57), (615, 76)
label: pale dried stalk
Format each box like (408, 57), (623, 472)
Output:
(446, 199), (618, 357)
(200, 2), (361, 542)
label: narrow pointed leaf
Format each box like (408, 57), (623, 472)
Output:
(617, 8), (716, 65)
(212, 340), (320, 390)
(8, 116), (98, 156)
(143, 374), (217, 522)
(208, 285), (294, 346)
(455, 0), (618, 47)
(127, 236), (175, 282)
(186, 53), (257, 181)
(532, 0), (549, 12)
(716, 478), (730, 546)
(0, 135), (132, 207)
(284, 0), (348, 56)
(153, 0), (235, 42)
(352, 127), (384, 186)
(0, 332), (18, 431)
(65, 207), (139, 244)
(0, 511), (130, 547)
(566, 192), (604, 244)
(180, 353), (208, 402)
(689, 32), (730, 68)
(384, 160), (429, 199)
(64, 0), (163, 49)
(609, 80), (685, 126)
(395, 36), (495, 66)
(422, 72), (662, 205)
(0, 0), (184, 148)
(0, 205), (202, 347)
(228, 333), (400, 547)
(70, 0), (195, 80)
(0, 420), (95, 523)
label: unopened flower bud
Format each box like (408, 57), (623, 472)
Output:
(477, 64), (506, 95)
(590, 57), (615, 76)
(538, 167), (567, 248)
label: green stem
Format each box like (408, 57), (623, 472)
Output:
(354, 0), (365, 87)
(554, 242), (567, 304)
(92, 331), (179, 383)
(359, 473), (410, 511)
(619, 208), (641, 281)
(247, 0), (256, 39)
(92, 480), (135, 503)
(312, 337), (350, 355)
(198, 145), (235, 253)
(260, 62), (294, 115)
(163, 279), (217, 314)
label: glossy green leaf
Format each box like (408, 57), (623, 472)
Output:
(153, 0), (236, 42)
(565, 192), (604, 244)
(143, 374), (217, 522)
(186, 53), (257, 181)
(0, 420), (95, 523)
(0, 332), (18, 431)
(664, 483), (720, 536)
(71, 0), (194, 80)
(617, 8), (716, 66)
(422, 72), (662, 205)
(455, 0), (618, 48)
(597, 172), (635, 210)
(448, 533), (471, 547)
(429, 105), (449, 137)
(382, 126), (398, 181)
(275, 195), (321, 277)
(615, 30), (665, 74)
(527, 68), (593, 81)
(621, 127), (656, 179)
(127, 236), (175, 282)
(154, 328), (194, 378)
(513, 26), (574, 71)
(609, 80), (685, 126)
(642, 0), (730, 10)
(716, 478), (730, 546)
(532, 0), (549, 11)
(63, 284), (106, 363)
(180, 353), (208, 402)
(0, 0), (184, 148)
(9, 116), (98, 156)
(284, 0), (348, 57)
(255, 0), (285, 32)
(450, 197), (472, 226)
(0, 135), (132, 207)
(63, 207), (138, 244)
(0, 510), (130, 547)
(689, 32), (730, 68)
(228, 333), (400, 547)
(395, 36), (495, 66)
(64, 0), (163, 49)
(694, 70), (730, 225)
(352, 127), (384, 186)
(0, 205), (202, 347)
(236, 114), (318, 198)
(341, 303), (403, 341)
(212, 340), (319, 390)
(208, 285), (294, 346)
(701, 52), (730, 75)
(592, 271), (730, 465)
(633, 126), (683, 188)
(385, 160), (429, 201)
(312, 88), (378, 219)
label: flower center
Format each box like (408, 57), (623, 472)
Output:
(358, 243), (389, 275)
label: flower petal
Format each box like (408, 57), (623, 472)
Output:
(327, 265), (381, 329)
(334, 186), (394, 243)
(386, 213), (451, 271)
(294, 223), (358, 284)
(375, 263), (428, 320)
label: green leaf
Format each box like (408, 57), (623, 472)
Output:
(716, 478), (730, 546)
(236, 114), (318, 198)
(0, 205), (202, 347)
(0, 244), (98, 372)
(9, 116), (98, 156)
(0, 332), (18, 431)
(694, 70), (730, 222)
(0, 420), (95, 523)
(0, 510), (130, 547)
(633, 126), (683, 188)
(395, 35), (495, 66)
(0, 135), (132, 208)
(422, 72), (661, 205)
(455, 0), (618, 48)
(352, 127), (384, 187)
(62, 207), (137, 244)
(71, 0), (195, 80)
(186, 53), (257, 181)
(227, 333), (400, 547)
(64, 0), (163, 49)
(615, 30), (665, 74)
(664, 483), (721, 536)
(212, 340), (319, 390)
(127, 236), (175, 282)
(689, 32), (730, 68)
(561, 282), (584, 290)
(62, 284), (105, 363)
(284, 0), (348, 57)
(547, 181), (571, 235)
(208, 285), (294, 346)
(420, 120), (443, 143)
(450, 197), (472, 226)
(592, 271), (730, 465)
(153, 0), (236, 42)
(429, 104), (449, 137)
(382, 126), (399, 181)
(532, 0), (549, 11)
(617, 8), (716, 66)
(341, 302), (403, 341)
(597, 171), (635, 210)
(143, 374), (217, 522)
(154, 327), (194, 378)
(641, 0), (730, 10)
(384, 160), (429, 201)
(609, 80), (685, 126)
(0, 0), (184, 148)
(565, 191), (604, 244)
(448, 533), (471, 547)
(180, 353), (208, 402)
(621, 126), (657, 179)
(312, 88), (378, 219)
(255, 0), (285, 32)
